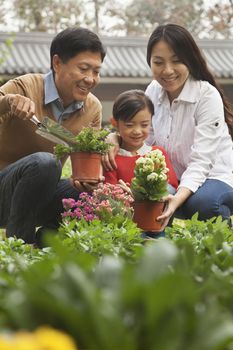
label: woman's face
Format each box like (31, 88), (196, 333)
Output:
(150, 40), (189, 102)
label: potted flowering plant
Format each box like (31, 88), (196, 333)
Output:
(130, 149), (169, 231)
(54, 127), (112, 182)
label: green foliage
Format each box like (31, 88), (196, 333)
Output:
(166, 214), (233, 287)
(0, 216), (232, 349)
(0, 237), (49, 288)
(54, 127), (112, 160)
(61, 158), (71, 178)
(56, 218), (143, 260)
(0, 234), (233, 349)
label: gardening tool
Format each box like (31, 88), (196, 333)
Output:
(30, 115), (76, 145)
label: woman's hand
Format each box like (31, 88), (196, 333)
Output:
(157, 187), (193, 230)
(101, 132), (120, 171)
(156, 194), (180, 230)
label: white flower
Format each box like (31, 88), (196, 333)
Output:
(147, 172), (158, 181)
(141, 158), (154, 172)
(135, 157), (147, 165)
(159, 173), (167, 181)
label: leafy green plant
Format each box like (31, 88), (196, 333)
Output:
(131, 149), (169, 201)
(0, 237), (49, 290)
(1, 237), (233, 350)
(0, 216), (233, 350)
(57, 216), (143, 260)
(54, 127), (112, 160)
(166, 214), (233, 282)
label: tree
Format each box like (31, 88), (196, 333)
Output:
(204, 1), (233, 39)
(105, 0), (205, 37)
(12, 0), (85, 32)
(2, 0), (233, 39)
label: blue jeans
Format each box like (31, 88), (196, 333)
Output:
(141, 231), (165, 239)
(174, 179), (233, 225)
(0, 152), (80, 243)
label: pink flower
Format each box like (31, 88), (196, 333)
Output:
(62, 198), (76, 210)
(62, 182), (134, 224)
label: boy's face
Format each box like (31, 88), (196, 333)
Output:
(53, 51), (102, 107)
(117, 107), (152, 154)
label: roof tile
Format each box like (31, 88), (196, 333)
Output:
(0, 32), (232, 79)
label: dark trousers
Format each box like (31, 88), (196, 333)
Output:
(0, 152), (80, 243)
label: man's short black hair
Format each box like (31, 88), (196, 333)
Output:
(50, 27), (106, 69)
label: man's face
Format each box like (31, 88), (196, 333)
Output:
(53, 51), (102, 107)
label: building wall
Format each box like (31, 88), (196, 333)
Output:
(94, 82), (150, 123)
(94, 82), (233, 124)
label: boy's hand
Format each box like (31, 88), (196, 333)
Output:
(118, 179), (133, 196)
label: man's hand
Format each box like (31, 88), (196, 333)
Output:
(101, 132), (120, 171)
(70, 175), (105, 192)
(6, 94), (35, 120)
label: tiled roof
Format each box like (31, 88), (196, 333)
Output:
(0, 32), (233, 80)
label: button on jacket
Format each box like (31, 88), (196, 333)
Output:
(145, 76), (233, 192)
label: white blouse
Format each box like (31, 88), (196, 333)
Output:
(145, 76), (233, 192)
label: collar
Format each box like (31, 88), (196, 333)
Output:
(118, 143), (152, 156)
(44, 70), (60, 105)
(44, 70), (84, 110)
(157, 75), (199, 105)
(177, 76), (200, 103)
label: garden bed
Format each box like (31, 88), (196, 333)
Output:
(0, 214), (232, 349)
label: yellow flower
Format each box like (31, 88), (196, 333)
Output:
(0, 327), (77, 350)
(12, 332), (41, 350)
(0, 332), (40, 350)
(0, 338), (12, 350)
(34, 326), (77, 350)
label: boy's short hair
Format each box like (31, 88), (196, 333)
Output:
(112, 89), (154, 121)
(50, 27), (106, 69)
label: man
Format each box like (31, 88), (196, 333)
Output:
(0, 27), (106, 244)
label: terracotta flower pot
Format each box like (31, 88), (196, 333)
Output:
(133, 200), (165, 232)
(70, 151), (101, 182)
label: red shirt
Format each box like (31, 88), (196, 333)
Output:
(104, 146), (178, 189)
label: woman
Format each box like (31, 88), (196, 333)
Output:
(104, 23), (233, 229)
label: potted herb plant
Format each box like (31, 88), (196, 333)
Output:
(54, 127), (112, 182)
(130, 149), (169, 232)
